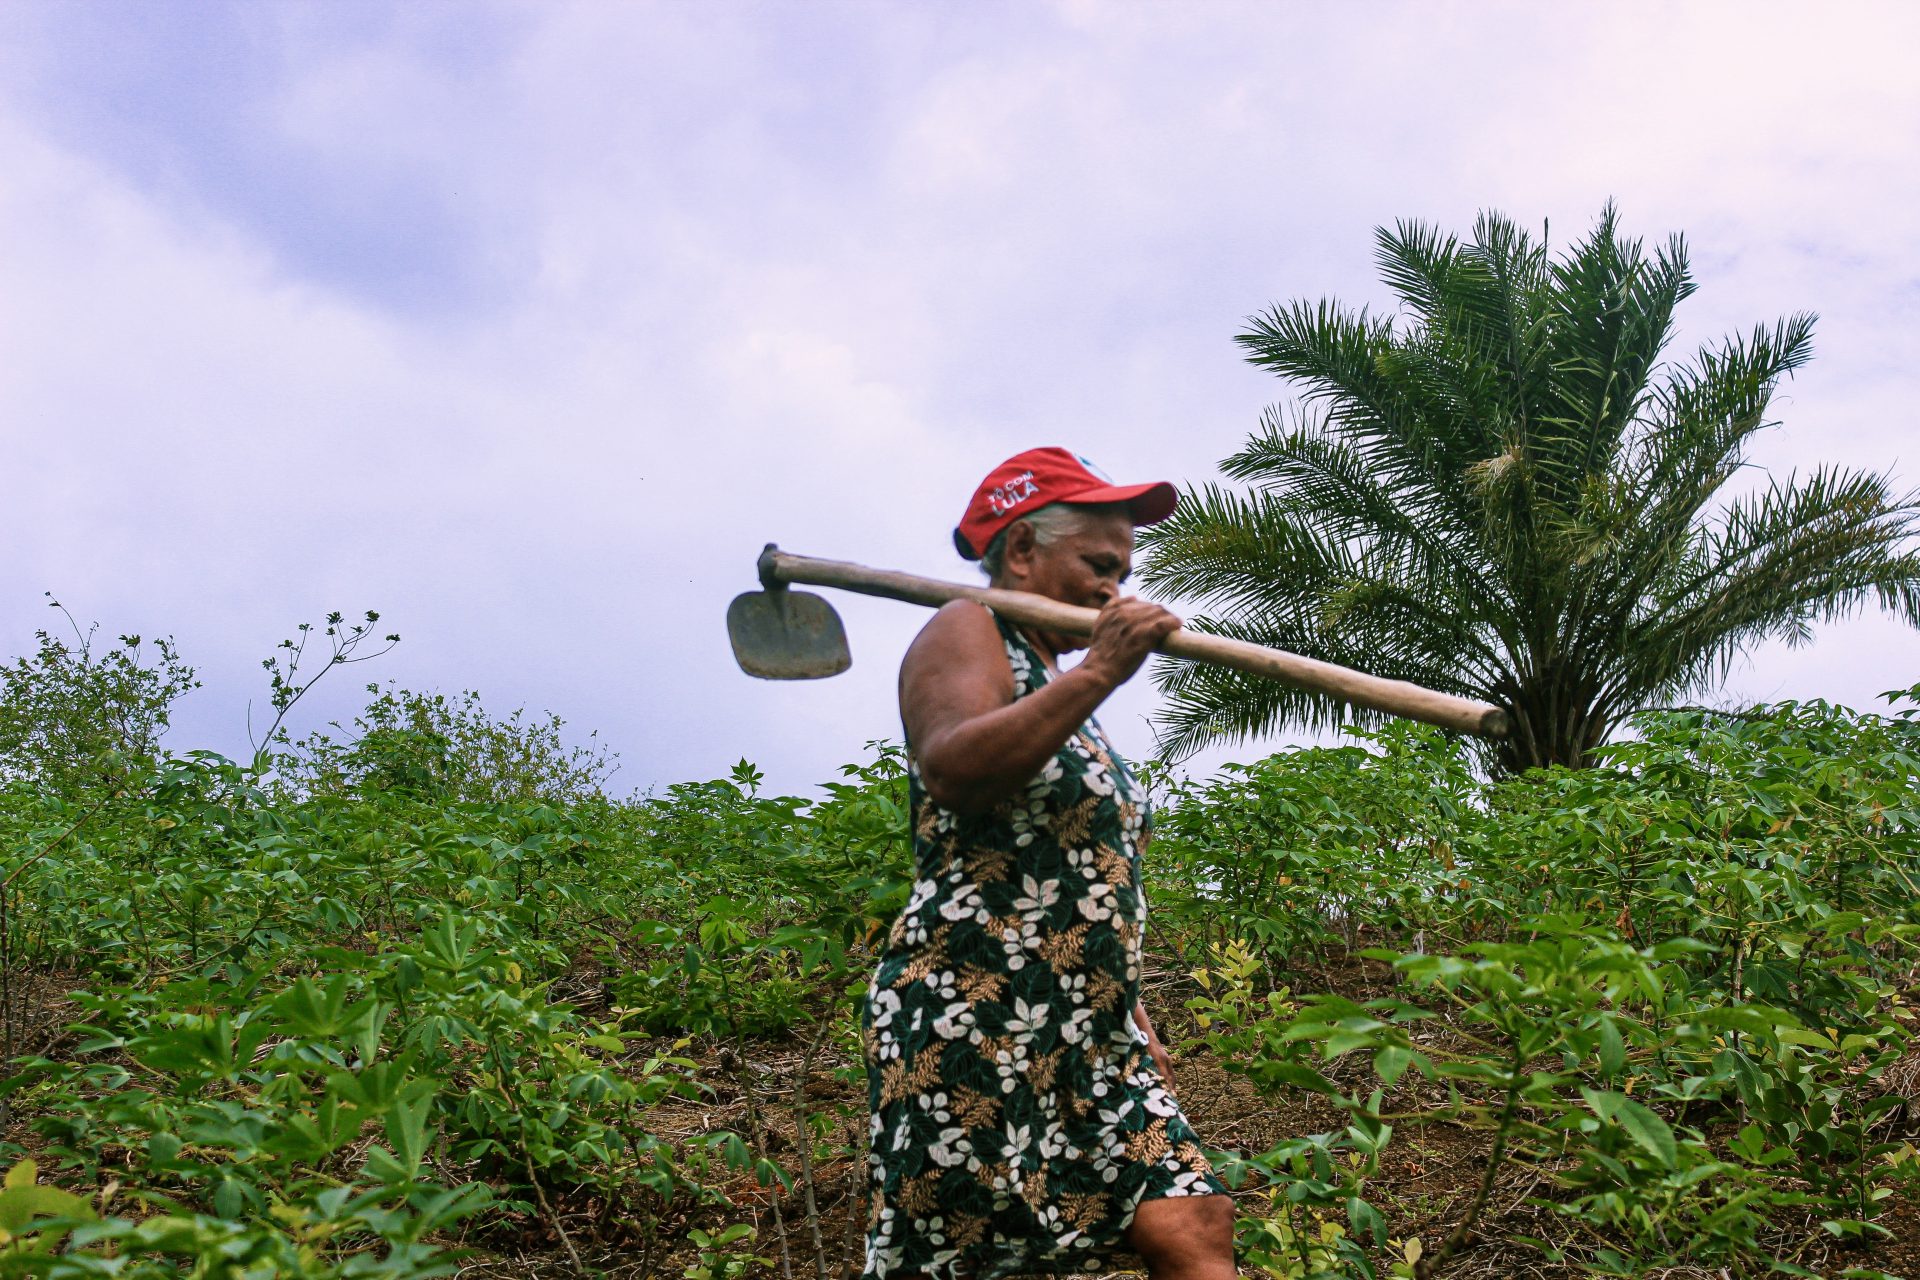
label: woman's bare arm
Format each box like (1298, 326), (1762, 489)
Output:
(900, 598), (1178, 813)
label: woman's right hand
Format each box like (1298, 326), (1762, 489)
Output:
(1077, 597), (1183, 689)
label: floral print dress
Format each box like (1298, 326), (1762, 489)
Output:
(862, 612), (1224, 1280)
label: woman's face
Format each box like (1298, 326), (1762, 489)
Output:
(998, 510), (1135, 653)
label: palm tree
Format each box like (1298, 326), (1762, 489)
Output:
(1139, 205), (1920, 774)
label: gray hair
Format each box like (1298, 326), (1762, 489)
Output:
(980, 502), (1128, 581)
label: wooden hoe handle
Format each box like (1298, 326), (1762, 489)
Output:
(758, 547), (1510, 740)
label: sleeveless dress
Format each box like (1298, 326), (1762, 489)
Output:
(861, 612), (1224, 1280)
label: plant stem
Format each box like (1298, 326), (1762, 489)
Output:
(524, 1150), (588, 1278)
(1415, 1049), (1524, 1279)
(793, 1016), (833, 1280)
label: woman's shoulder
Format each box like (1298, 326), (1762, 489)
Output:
(899, 600), (1014, 693)
(909, 599), (1005, 653)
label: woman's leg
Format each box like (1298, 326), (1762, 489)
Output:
(1127, 1194), (1236, 1280)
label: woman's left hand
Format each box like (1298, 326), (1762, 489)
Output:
(1149, 1039), (1176, 1088)
(1134, 1003), (1176, 1091)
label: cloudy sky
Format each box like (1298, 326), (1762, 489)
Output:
(3, 1), (1916, 796)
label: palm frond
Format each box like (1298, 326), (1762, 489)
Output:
(1528, 209), (1694, 508)
(1562, 312), (1822, 657)
(1236, 302), (1492, 497)
(1616, 468), (1920, 704)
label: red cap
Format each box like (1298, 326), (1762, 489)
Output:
(953, 447), (1178, 560)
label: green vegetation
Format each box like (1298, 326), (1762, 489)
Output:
(2, 612), (1917, 1278)
(1158, 699), (1920, 1277)
(1138, 206), (1920, 772)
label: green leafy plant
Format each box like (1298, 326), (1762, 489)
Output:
(684, 1223), (773, 1280)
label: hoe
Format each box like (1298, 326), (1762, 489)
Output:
(728, 545), (1509, 740)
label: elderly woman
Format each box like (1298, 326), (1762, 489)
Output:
(862, 449), (1235, 1280)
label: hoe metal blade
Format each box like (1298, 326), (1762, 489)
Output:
(727, 589), (852, 679)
